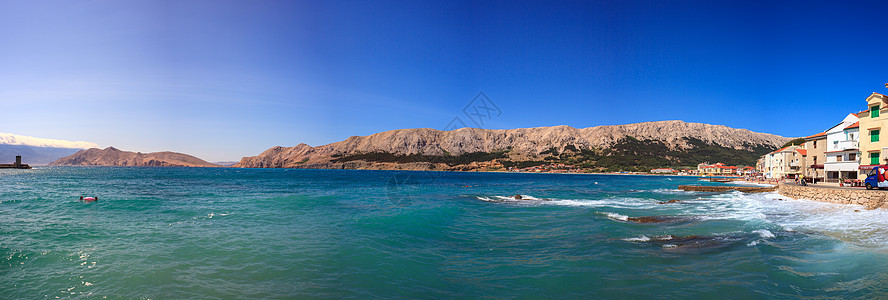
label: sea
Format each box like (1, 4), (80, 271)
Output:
(4, 167), (888, 298)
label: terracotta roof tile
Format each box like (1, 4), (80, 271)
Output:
(845, 121), (860, 129)
(805, 132), (827, 139)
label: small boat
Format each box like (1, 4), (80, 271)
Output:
(80, 196), (98, 202)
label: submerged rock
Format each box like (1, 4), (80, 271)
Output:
(677, 185), (776, 193)
(626, 216), (691, 224)
(658, 199), (681, 204)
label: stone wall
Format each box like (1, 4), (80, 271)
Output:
(778, 183), (888, 210)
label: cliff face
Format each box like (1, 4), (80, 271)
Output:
(234, 120), (791, 170)
(49, 147), (220, 167)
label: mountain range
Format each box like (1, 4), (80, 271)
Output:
(233, 120), (790, 171)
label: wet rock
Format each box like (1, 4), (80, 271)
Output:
(678, 185), (776, 193)
(512, 194), (522, 200)
(626, 216), (689, 224)
(658, 199), (681, 204)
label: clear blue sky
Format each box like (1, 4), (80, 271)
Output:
(1, 0), (886, 161)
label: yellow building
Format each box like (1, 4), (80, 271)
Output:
(857, 92), (888, 177)
(803, 131), (827, 182)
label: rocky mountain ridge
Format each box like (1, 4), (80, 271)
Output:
(234, 120), (790, 170)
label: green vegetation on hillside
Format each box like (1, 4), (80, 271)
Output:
(330, 137), (777, 172)
(554, 137), (773, 171)
(332, 150), (508, 166)
(781, 137), (806, 148)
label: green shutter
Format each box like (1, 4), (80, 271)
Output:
(873, 105), (880, 118)
(871, 152), (880, 165)
(872, 129), (881, 142)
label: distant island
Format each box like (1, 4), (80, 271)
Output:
(234, 120), (790, 172)
(50, 147), (220, 167)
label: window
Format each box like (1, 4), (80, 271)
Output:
(814, 140), (817, 148)
(836, 155), (843, 162)
(849, 153), (856, 161)
(872, 105), (880, 118)
(871, 152), (880, 165)
(872, 129), (880, 142)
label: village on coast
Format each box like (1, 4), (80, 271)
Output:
(756, 92), (888, 187)
(642, 91), (888, 189)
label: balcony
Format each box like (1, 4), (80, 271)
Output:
(824, 160), (860, 172)
(830, 140), (858, 151)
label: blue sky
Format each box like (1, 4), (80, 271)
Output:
(1, 0), (887, 161)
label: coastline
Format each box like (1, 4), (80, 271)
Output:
(777, 182), (888, 210)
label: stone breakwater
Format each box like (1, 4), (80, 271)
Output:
(778, 183), (888, 210)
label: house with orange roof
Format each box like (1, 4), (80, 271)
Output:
(858, 92), (888, 178)
(697, 162), (739, 175)
(758, 145), (805, 179)
(824, 113), (860, 181)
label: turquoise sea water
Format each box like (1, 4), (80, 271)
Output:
(4, 167), (888, 298)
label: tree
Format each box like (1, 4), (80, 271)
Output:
(781, 138), (806, 148)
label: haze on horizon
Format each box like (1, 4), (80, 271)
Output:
(1, 0), (886, 162)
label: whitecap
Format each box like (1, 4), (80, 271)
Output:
(753, 229), (775, 239)
(603, 212), (629, 221)
(651, 188), (688, 195)
(622, 235), (651, 242)
(542, 197), (659, 209)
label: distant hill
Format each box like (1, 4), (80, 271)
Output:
(0, 144), (83, 165)
(234, 120), (791, 172)
(0, 132), (99, 165)
(50, 147), (220, 167)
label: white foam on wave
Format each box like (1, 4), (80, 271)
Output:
(603, 212), (629, 221)
(651, 188), (690, 195)
(622, 235), (651, 242)
(477, 194), (658, 209)
(476, 195), (542, 202)
(753, 229), (775, 239)
(684, 190), (888, 248)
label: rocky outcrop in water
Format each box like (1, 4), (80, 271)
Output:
(626, 216), (693, 224)
(49, 147), (220, 167)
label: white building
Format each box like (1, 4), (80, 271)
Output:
(824, 113), (860, 181)
(760, 146), (804, 179)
